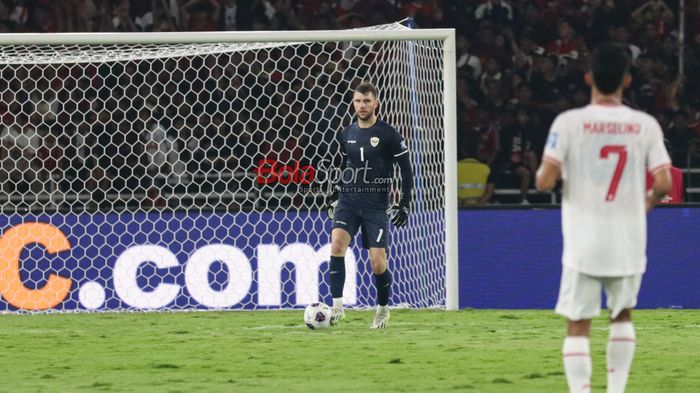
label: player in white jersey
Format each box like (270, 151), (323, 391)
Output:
(536, 43), (672, 393)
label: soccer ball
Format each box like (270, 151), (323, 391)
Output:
(304, 303), (332, 330)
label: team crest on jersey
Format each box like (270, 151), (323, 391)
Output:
(370, 137), (379, 147)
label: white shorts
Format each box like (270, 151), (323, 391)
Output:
(555, 267), (643, 321)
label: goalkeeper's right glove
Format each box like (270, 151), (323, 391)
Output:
(325, 187), (339, 220)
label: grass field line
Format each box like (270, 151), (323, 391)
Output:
(245, 324), (305, 330)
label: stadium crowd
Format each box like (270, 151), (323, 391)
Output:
(452, 0), (700, 204)
(0, 0), (697, 209)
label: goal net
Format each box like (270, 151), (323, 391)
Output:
(0, 22), (456, 312)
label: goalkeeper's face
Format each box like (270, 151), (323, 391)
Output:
(352, 91), (378, 121)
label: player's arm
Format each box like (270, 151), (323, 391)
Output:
(390, 130), (413, 227)
(536, 115), (567, 193)
(645, 117), (673, 212)
(646, 167), (671, 211)
(326, 130), (347, 219)
(536, 158), (561, 192)
(395, 151), (413, 207)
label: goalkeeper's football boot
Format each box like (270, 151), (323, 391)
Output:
(330, 307), (346, 325)
(370, 307), (390, 329)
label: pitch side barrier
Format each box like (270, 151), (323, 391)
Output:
(458, 205), (700, 309)
(0, 211), (444, 312)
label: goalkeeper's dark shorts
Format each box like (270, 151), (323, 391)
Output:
(331, 200), (389, 249)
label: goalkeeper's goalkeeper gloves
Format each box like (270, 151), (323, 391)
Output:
(325, 187), (339, 220)
(389, 201), (410, 227)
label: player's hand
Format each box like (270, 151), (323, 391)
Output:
(389, 204), (409, 227)
(645, 190), (656, 212)
(325, 190), (339, 220)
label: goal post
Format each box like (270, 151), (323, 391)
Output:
(442, 30), (459, 312)
(0, 23), (459, 312)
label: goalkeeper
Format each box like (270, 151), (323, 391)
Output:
(326, 81), (413, 329)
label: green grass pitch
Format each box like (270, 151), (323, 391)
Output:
(0, 309), (698, 392)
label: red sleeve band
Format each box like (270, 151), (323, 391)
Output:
(649, 163), (671, 174)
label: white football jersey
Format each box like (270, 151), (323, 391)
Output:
(543, 104), (671, 276)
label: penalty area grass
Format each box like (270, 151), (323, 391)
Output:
(0, 309), (698, 392)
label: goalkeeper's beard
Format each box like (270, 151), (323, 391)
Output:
(357, 112), (374, 121)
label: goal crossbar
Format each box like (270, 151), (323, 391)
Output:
(0, 29), (455, 45)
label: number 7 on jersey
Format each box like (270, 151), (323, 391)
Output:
(600, 145), (628, 201)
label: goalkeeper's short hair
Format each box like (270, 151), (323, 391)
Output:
(356, 81), (378, 98)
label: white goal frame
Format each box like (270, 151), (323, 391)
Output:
(0, 28), (459, 311)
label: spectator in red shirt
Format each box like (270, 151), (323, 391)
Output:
(546, 18), (587, 66)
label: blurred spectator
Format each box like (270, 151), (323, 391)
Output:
(28, 3), (59, 33)
(586, 0), (624, 48)
(110, 0), (137, 31)
(268, 0), (301, 30)
(530, 54), (568, 124)
(36, 132), (63, 191)
(509, 32), (540, 73)
(142, 115), (185, 185)
(666, 109), (693, 156)
(221, 0), (239, 30)
(613, 26), (641, 63)
(472, 107), (500, 166)
(500, 108), (538, 204)
(0, 113), (41, 194)
(546, 18), (587, 61)
(141, 114), (184, 209)
(456, 74), (479, 129)
(130, 0), (154, 31)
(456, 35), (482, 80)
(400, 0), (436, 28)
(0, 138), (24, 194)
(8, 0), (29, 31)
(475, 0), (513, 27)
(479, 58), (503, 93)
(631, 0), (674, 36)
(458, 142), (494, 206)
(228, 122), (262, 171)
(482, 79), (507, 111)
(510, 81), (534, 108)
(180, 0), (220, 31)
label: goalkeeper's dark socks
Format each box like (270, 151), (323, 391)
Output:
(374, 269), (392, 306)
(329, 255), (346, 299)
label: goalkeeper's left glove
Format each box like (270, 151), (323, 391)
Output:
(325, 186), (339, 220)
(389, 201), (410, 227)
